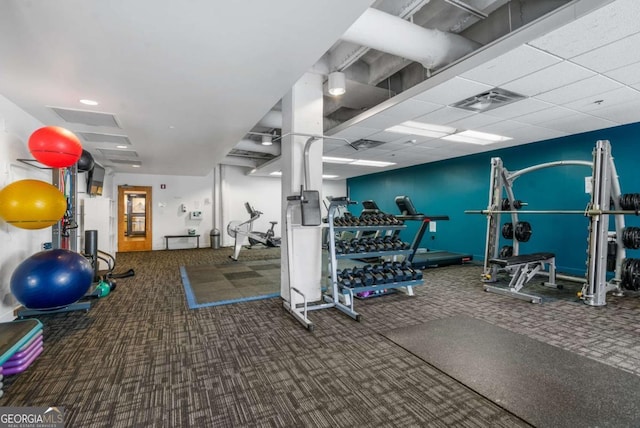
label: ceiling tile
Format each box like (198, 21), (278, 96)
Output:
(476, 120), (533, 135)
(366, 131), (412, 143)
(512, 106), (576, 126)
(329, 126), (379, 141)
(571, 32), (640, 73)
(484, 98), (553, 120)
(535, 75), (623, 105)
(446, 113), (502, 131)
(504, 126), (568, 143)
(356, 113), (404, 130)
(529, 0), (640, 59)
(536, 112), (617, 134)
(562, 87), (640, 113)
(380, 99), (443, 119)
(414, 106), (475, 125)
(323, 146), (361, 157)
(413, 139), (450, 149)
(582, 99), (640, 124)
(605, 61), (640, 86)
(501, 61), (595, 97)
(412, 77), (492, 105)
(459, 45), (561, 87)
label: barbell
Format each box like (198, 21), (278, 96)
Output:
(465, 209), (640, 216)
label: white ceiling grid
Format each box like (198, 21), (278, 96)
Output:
(319, 0), (640, 177)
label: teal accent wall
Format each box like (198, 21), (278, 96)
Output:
(347, 122), (640, 276)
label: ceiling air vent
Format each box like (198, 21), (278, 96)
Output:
(228, 149), (275, 161)
(50, 107), (121, 128)
(351, 139), (385, 149)
(109, 159), (141, 166)
(98, 148), (138, 157)
(78, 132), (131, 145)
(451, 88), (526, 112)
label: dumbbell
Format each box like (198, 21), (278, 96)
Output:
(340, 269), (362, 288)
(356, 265), (374, 286)
(364, 265), (384, 284)
(403, 264), (423, 280)
(373, 264), (394, 283)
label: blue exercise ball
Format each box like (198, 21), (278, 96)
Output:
(10, 249), (93, 310)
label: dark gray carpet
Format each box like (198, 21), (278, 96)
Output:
(383, 315), (640, 428)
(0, 246), (639, 427)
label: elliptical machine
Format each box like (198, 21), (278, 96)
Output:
(227, 202), (281, 261)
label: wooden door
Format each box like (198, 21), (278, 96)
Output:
(118, 186), (153, 252)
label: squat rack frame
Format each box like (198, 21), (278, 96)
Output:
(472, 140), (627, 306)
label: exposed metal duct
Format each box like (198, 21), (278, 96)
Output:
(255, 110), (344, 133)
(233, 139), (280, 155)
(340, 7), (480, 70)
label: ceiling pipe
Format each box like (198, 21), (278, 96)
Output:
(233, 139), (281, 155)
(340, 7), (481, 70)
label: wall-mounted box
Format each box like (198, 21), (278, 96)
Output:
(190, 211), (202, 220)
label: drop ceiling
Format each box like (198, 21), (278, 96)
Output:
(0, 0), (638, 180)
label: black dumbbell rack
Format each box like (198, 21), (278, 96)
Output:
(324, 198), (425, 310)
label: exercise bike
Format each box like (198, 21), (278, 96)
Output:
(227, 202), (281, 261)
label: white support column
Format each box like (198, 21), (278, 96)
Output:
(280, 72), (324, 303)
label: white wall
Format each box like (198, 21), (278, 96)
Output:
(113, 172), (215, 250)
(0, 96), (47, 321)
(220, 165), (347, 247)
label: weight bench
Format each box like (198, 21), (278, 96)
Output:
(485, 252), (557, 304)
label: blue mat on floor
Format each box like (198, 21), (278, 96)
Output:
(180, 260), (281, 309)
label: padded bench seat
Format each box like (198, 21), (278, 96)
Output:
(490, 252), (555, 268)
(485, 252), (557, 304)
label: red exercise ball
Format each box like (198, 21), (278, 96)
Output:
(28, 126), (83, 168)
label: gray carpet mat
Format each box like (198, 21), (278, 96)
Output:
(383, 315), (640, 428)
(181, 259), (280, 308)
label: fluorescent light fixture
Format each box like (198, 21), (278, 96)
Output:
(116, 145), (128, 149)
(261, 135), (273, 146)
(80, 99), (98, 106)
(386, 121), (456, 138)
(443, 130), (512, 145)
(322, 156), (354, 164)
(270, 171), (338, 178)
(351, 159), (396, 167)
(131, 164), (141, 168)
(328, 71), (346, 96)
(323, 156), (394, 168)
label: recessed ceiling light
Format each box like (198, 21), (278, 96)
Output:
(442, 130), (512, 145)
(323, 156), (355, 164)
(322, 174), (339, 179)
(131, 164), (141, 168)
(79, 99), (99, 106)
(351, 159), (396, 167)
(116, 145), (128, 149)
(270, 171), (283, 176)
(386, 121), (456, 138)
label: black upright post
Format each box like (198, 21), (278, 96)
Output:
(85, 230), (99, 281)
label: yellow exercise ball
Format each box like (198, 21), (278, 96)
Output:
(0, 179), (67, 229)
